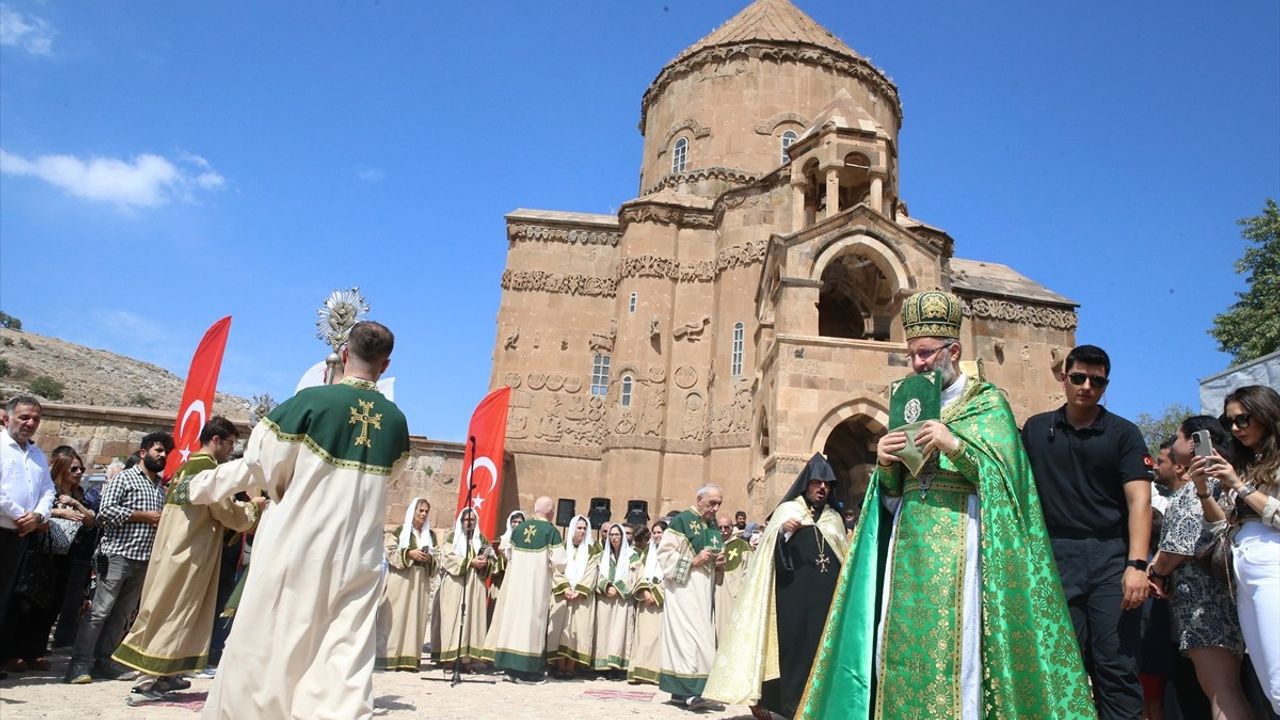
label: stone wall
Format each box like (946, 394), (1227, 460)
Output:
(35, 402), (467, 528)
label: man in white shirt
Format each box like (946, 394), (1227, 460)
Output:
(0, 395), (56, 677)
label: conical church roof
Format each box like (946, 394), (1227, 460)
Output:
(799, 87), (889, 140)
(671, 0), (861, 64)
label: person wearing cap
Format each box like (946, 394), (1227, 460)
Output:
(703, 453), (848, 720)
(798, 290), (1095, 720)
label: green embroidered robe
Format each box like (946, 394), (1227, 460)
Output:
(480, 517), (566, 673)
(798, 378), (1096, 720)
(657, 508), (723, 697)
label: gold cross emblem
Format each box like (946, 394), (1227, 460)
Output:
(522, 525), (538, 543)
(349, 399), (382, 448)
(728, 547), (740, 562)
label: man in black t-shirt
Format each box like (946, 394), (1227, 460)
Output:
(1023, 344), (1152, 720)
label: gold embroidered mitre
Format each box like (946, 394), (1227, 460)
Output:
(901, 290), (963, 340)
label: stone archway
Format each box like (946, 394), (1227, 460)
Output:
(821, 417), (879, 514)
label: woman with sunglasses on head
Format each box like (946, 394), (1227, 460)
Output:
(1191, 385), (1280, 714)
(0, 446), (95, 671)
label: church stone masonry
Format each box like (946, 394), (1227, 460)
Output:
(489, 0), (1078, 521)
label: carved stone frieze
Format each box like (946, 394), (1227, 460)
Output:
(674, 366), (698, 389)
(639, 166), (760, 198)
(709, 432), (750, 449)
(604, 435), (664, 452)
(589, 320), (617, 353)
(503, 325), (519, 350)
(507, 223), (620, 247)
(961, 297), (1078, 331)
(660, 117), (713, 150)
(506, 438), (602, 460)
(503, 372), (522, 389)
(642, 44), (902, 129)
(501, 270), (618, 298)
(681, 391), (708, 441)
(564, 375), (582, 393)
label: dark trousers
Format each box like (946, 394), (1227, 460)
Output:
(0, 529), (27, 628)
(70, 554), (148, 666)
(52, 557), (93, 647)
(1052, 536), (1144, 720)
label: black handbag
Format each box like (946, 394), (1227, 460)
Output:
(13, 534), (56, 608)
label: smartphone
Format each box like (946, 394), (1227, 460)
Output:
(1192, 429), (1214, 458)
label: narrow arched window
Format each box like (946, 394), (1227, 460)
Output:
(629, 292), (638, 314)
(672, 137), (688, 174)
(781, 131), (798, 164)
(621, 374), (634, 407)
(731, 322), (745, 377)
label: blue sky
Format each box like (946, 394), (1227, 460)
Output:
(1, 1), (1277, 439)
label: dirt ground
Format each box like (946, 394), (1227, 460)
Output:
(0, 651), (755, 719)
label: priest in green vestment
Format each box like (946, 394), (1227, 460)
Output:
(657, 484), (725, 709)
(798, 291), (1096, 720)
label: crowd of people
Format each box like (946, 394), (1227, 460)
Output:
(0, 309), (1277, 720)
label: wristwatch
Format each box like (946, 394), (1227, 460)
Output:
(1237, 484), (1257, 502)
(1125, 558), (1148, 572)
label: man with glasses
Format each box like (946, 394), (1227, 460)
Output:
(798, 291), (1093, 720)
(1023, 344), (1153, 720)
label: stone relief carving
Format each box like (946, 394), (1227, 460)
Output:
(660, 117), (712, 150)
(640, 166), (761, 198)
(503, 325), (519, 350)
(507, 223), (620, 247)
(616, 412), (636, 436)
(502, 242), (767, 297)
(545, 373), (564, 392)
(681, 392), (708, 441)
(535, 396), (562, 442)
(503, 372), (522, 389)
(961, 297), (1078, 331)
(527, 372), (546, 390)
(589, 320), (617, 353)
(563, 375), (582, 393)
(754, 112), (811, 135)
(672, 316), (711, 342)
(501, 269), (617, 298)
(560, 337), (568, 351)
(648, 367), (666, 384)
(533, 332), (541, 350)
(640, 381), (666, 436)
(674, 366), (698, 389)
(711, 381), (752, 436)
(649, 315), (661, 339)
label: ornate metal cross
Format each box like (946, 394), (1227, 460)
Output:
(815, 552), (831, 574)
(349, 399), (382, 448)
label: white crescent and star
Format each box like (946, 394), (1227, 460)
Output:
(177, 400), (208, 464)
(467, 455), (498, 510)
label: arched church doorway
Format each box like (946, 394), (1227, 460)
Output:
(817, 251), (894, 341)
(822, 416), (878, 516)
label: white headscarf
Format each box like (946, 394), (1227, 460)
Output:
(643, 535), (663, 583)
(564, 514), (593, 585)
(451, 508), (485, 558)
(599, 523), (632, 584)
(397, 497), (429, 550)
(499, 510), (526, 552)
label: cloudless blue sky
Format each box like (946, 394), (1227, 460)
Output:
(2, 1), (1277, 439)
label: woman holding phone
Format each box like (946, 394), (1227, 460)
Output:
(1192, 385), (1280, 714)
(1149, 416), (1250, 718)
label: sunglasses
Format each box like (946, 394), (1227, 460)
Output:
(1067, 372), (1109, 389)
(69, 466), (85, 474)
(1225, 413), (1252, 430)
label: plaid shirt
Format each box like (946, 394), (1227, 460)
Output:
(97, 466), (166, 561)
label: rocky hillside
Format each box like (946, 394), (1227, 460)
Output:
(0, 326), (250, 416)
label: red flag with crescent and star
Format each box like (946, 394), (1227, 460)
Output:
(455, 387), (511, 540)
(163, 316), (232, 479)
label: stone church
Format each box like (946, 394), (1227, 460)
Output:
(488, 0), (1078, 521)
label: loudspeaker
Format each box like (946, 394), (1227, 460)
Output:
(555, 498), (576, 527)
(588, 497), (611, 527)
(625, 500), (649, 526)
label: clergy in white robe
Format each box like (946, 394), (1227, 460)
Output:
(713, 517), (753, 648)
(627, 520), (667, 685)
(548, 514), (599, 671)
(593, 522), (637, 673)
(376, 497), (436, 671)
(659, 486), (725, 706)
(431, 508), (493, 667)
(179, 323), (411, 720)
(480, 497), (566, 682)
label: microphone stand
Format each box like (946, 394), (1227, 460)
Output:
(426, 435), (494, 686)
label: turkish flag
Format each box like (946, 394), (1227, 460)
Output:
(455, 387), (511, 540)
(164, 316), (232, 479)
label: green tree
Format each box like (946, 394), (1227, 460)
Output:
(1134, 402), (1194, 457)
(0, 311), (21, 330)
(29, 375), (65, 400)
(1210, 198), (1280, 363)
